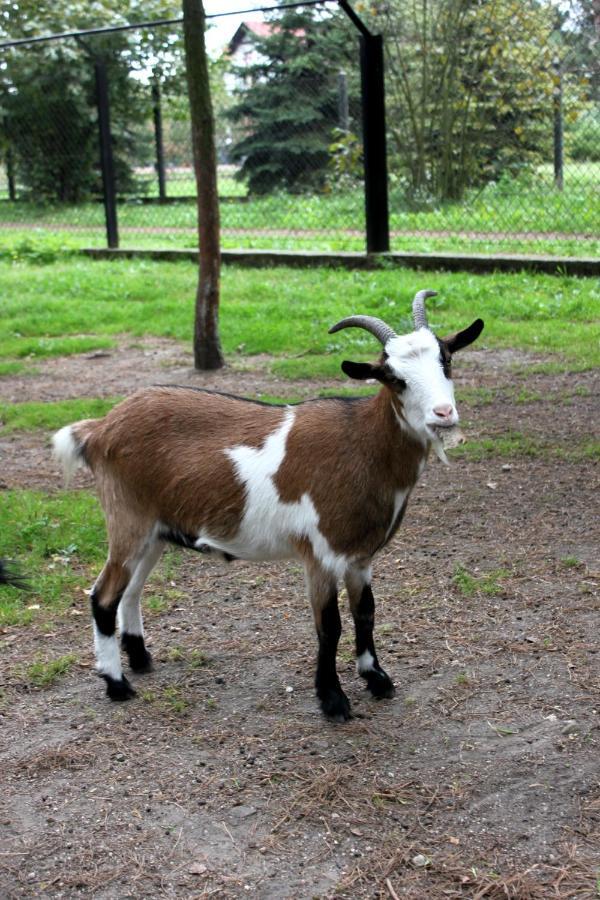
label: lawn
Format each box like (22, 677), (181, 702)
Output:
(0, 257), (598, 378)
(1, 255), (599, 896)
(0, 162), (597, 257)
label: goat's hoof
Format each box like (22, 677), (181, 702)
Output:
(121, 633), (154, 673)
(363, 668), (395, 699)
(319, 688), (352, 722)
(101, 673), (137, 701)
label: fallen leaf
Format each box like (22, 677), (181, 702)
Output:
(188, 862), (207, 876)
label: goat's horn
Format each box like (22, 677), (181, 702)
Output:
(328, 315), (396, 346)
(412, 289), (437, 330)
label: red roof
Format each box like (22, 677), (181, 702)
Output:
(228, 20), (305, 54)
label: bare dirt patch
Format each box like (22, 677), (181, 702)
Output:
(0, 339), (598, 898)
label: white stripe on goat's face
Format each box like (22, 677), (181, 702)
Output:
(385, 328), (458, 441)
(195, 407), (348, 576)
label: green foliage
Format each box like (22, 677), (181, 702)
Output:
(228, 8), (359, 194)
(326, 129), (363, 192)
(369, 0), (586, 201)
(0, 0), (182, 203)
(566, 106), (600, 161)
(0, 232), (79, 264)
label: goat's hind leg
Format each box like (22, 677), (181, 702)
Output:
(345, 566), (395, 699)
(91, 560), (135, 700)
(118, 536), (164, 673)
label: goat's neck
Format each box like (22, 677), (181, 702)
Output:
(360, 388), (430, 488)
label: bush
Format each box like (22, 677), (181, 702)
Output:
(566, 107), (600, 161)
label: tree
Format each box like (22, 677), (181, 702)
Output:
(227, 7), (358, 194)
(368, 0), (562, 203)
(0, 0), (181, 202)
(182, 0), (223, 370)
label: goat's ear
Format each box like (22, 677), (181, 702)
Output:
(341, 360), (405, 390)
(443, 318), (484, 354)
(341, 360), (377, 380)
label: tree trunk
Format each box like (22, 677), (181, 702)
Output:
(182, 0), (224, 370)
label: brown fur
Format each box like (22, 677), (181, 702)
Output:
(73, 387), (285, 541)
(276, 389), (425, 557)
(74, 386), (426, 560)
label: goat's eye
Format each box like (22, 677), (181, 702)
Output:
(439, 353), (452, 379)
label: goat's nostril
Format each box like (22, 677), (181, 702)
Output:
(433, 404), (453, 419)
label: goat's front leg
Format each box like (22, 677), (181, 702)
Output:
(345, 565), (395, 699)
(305, 563), (351, 722)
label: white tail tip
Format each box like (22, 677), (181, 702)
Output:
(52, 425), (83, 486)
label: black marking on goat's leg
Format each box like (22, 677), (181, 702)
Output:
(352, 584), (395, 699)
(91, 584), (136, 701)
(315, 590), (351, 722)
(121, 632), (153, 673)
(99, 672), (137, 701)
(91, 589), (123, 636)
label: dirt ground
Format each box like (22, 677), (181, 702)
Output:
(0, 336), (598, 899)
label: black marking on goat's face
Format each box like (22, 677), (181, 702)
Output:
(341, 356), (407, 392)
(437, 339), (453, 380)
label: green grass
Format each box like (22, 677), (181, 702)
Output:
(0, 162), (598, 257)
(0, 487), (188, 627)
(0, 489), (107, 626)
(453, 565), (509, 597)
(0, 397), (121, 433)
(26, 653), (78, 687)
(1, 258), (597, 378)
(451, 433), (599, 462)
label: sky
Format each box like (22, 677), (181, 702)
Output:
(204, 1), (266, 56)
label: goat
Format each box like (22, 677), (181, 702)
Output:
(52, 290), (483, 720)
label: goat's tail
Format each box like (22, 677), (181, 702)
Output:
(52, 420), (96, 486)
(0, 559), (29, 590)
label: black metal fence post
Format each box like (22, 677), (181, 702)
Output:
(95, 58), (119, 248)
(360, 33), (390, 253)
(152, 77), (167, 202)
(6, 149), (16, 200)
(553, 56), (564, 192)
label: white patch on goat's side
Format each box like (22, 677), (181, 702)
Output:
(52, 425), (82, 485)
(385, 329), (458, 443)
(196, 407), (348, 577)
(384, 489), (409, 543)
(93, 625), (122, 681)
(357, 650), (376, 674)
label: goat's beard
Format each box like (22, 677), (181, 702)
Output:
(431, 425), (466, 464)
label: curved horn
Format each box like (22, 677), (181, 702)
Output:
(328, 315), (396, 346)
(412, 289), (437, 331)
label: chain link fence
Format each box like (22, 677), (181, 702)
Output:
(0, 2), (598, 261)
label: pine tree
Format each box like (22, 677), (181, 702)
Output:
(228, 8), (358, 195)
